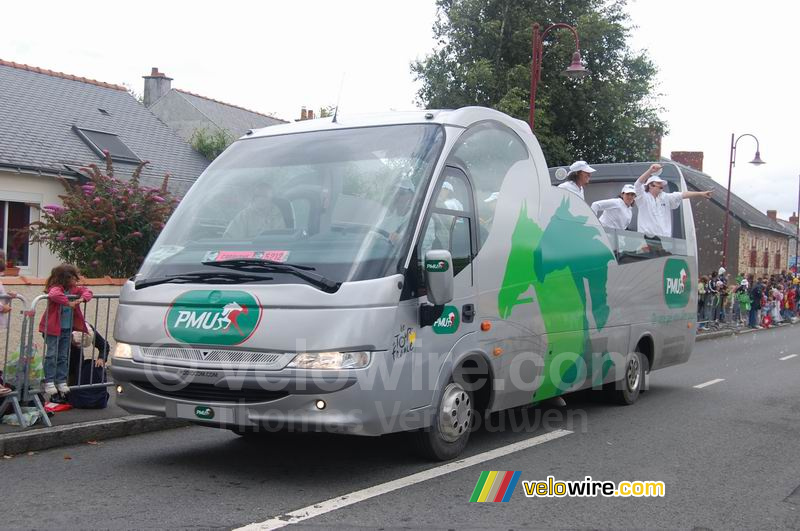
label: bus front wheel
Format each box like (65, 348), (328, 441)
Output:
(411, 381), (473, 461)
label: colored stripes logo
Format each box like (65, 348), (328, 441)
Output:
(469, 471), (521, 502)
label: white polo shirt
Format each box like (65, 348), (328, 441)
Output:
(591, 198), (633, 230)
(634, 180), (683, 237)
(557, 180), (584, 200)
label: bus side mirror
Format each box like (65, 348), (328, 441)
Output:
(420, 250), (454, 328)
(424, 250), (453, 305)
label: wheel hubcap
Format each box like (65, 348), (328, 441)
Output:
(626, 356), (641, 392)
(439, 383), (472, 442)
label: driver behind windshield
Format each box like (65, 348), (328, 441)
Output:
(377, 179), (415, 243)
(223, 183), (286, 239)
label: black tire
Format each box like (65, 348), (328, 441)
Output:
(606, 351), (645, 405)
(411, 381), (473, 461)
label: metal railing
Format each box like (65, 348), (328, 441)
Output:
(0, 293), (119, 429)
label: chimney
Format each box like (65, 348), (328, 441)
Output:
(142, 67), (173, 107)
(790, 212), (798, 225)
(300, 106), (308, 120)
(767, 210), (777, 220)
(670, 151), (704, 172)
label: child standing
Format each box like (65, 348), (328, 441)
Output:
(39, 264), (93, 396)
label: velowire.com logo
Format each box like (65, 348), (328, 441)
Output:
(469, 471), (522, 502)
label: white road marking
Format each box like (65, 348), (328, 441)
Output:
(235, 429), (572, 531)
(693, 378), (725, 389)
(779, 354), (798, 361)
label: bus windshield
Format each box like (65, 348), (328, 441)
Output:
(137, 124), (445, 290)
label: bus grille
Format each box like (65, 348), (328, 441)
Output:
(139, 347), (290, 369)
(133, 381), (289, 404)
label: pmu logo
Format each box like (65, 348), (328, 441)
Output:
(470, 471), (521, 502)
(166, 290), (262, 345)
(663, 259), (691, 308)
(433, 305), (460, 335)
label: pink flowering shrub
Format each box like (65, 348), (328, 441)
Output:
(29, 153), (177, 277)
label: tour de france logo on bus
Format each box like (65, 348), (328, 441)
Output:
(165, 290), (262, 345)
(663, 259), (691, 309)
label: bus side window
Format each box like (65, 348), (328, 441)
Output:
(417, 169), (476, 290)
(447, 121), (531, 250)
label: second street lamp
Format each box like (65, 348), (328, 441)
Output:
(721, 133), (766, 269)
(529, 22), (589, 130)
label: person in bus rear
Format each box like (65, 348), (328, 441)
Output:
(39, 264), (93, 397)
(634, 163), (712, 251)
(558, 160), (595, 200)
(591, 184), (637, 230)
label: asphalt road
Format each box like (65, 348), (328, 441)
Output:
(3, 327), (799, 530)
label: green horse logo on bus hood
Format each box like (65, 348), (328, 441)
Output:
(166, 290), (262, 345)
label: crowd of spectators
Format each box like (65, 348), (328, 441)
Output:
(698, 267), (800, 330)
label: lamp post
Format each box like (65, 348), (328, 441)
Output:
(795, 174), (800, 273)
(529, 22), (589, 130)
(721, 133), (765, 269)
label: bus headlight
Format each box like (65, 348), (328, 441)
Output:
(112, 342), (133, 360)
(287, 351), (371, 370)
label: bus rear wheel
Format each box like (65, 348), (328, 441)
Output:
(607, 351), (644, 405)
(411, 381), (473, 461)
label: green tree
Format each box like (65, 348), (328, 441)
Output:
(411, 0), (666, 166)
(319, 105), (336, 118)
(190, 127), (234, 160)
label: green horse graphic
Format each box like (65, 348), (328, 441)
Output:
(498, 198), (615, 401)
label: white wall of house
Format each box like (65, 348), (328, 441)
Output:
(0, 169), (67, 277)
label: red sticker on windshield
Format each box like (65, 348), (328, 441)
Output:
(260, 250), (289, 262)
(205, 250), (290, 262)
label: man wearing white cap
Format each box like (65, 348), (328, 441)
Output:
(590, 184), (637, 230)
(634, 163), (712, 238)
(557, 160), (596, 200)
(438, 180), (464, 211)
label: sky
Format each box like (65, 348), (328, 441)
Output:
(2, 0), (798, 217)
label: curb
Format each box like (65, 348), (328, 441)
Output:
(696, 329), (735, 341)
(0, 415), (188, 456)
(696, 320), (798, 342)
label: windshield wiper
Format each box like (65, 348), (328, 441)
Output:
(135, 271), (273, 290)
(202, 259), (341, 293)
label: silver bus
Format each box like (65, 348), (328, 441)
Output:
(111, 107), (697, 460)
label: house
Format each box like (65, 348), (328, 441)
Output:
(669, 152), (793, 279)
(142, 68), (286, 143)
(769, 211), (799, 270)
(0, 59), (210, 277)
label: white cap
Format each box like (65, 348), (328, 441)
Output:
(397, 178), (415, 192)
(740, 279), (748, 286)
(645, 175), (667, 186)
(72, 324), (94, 348)
(621, 184), (636, 194)
(569, 160), (596, 173)
(484, 192), (499, 203)
(442, 181), (454, 192)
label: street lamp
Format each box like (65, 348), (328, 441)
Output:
(529, 22), (589, 130)
(721, 133), (766, 268)
(795, 174), (800, 274)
